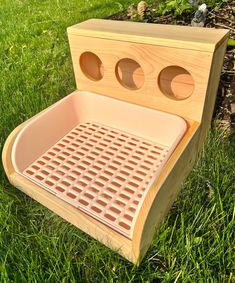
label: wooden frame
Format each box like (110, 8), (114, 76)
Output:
(2, 19), (229, 264)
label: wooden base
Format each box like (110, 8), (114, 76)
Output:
(2, 114), (200, 264)
(2, 20), (229, 264)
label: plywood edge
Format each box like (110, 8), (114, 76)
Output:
(199, 39), (229, 147)
(131, 120), (201, 263)
(67, 19), (229, 52)
(2, 124), (134, 263)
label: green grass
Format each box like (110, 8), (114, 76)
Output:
(0, 1), (234, 282)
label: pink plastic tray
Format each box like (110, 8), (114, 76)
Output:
(11, 90), (187, 238)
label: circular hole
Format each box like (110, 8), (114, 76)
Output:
(115, 58), (144, 90)
(158, 66), (194, 100)
(80, 52), (104, 81)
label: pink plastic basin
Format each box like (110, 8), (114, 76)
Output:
(11, 90), (187, 238)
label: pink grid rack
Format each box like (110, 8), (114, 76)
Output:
(23, 122), (169, 238)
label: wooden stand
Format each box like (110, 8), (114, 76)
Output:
(2, 19), (229, 264)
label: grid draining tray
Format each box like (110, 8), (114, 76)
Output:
(23, 122), (170, 238)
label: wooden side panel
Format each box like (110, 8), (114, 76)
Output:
(132, 121), (201, 263)
(68, 35), (213, 122)
(130, 38), (228, 264)
(199, 39), (228, 146)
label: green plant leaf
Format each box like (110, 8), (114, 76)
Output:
(227, 38), (235, 47)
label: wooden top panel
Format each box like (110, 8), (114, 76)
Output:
(67, 19), (229, 52)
